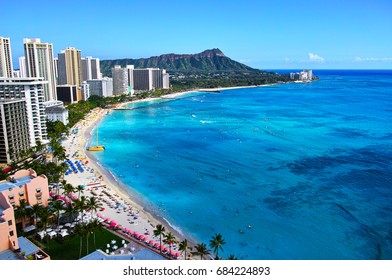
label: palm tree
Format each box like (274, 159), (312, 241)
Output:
(86, 196), (102, 216)
(209, 233), (226, 259)
(153, 224), (166, 253)
(193, 243), (210, 260)
(74, 223), (87, 259)
(39, 206), (52, 232)
(49, 199), (65, 228)
(163, 232), (177, 256)
(227, 254), (238, 260)
(63, 183), (75, 200)
(76, 185), (84, 199)
(179, 239), (189, 260)
(63, 201), (78, 223)
(29, 204), (43, 226)
(75, 196), (87, 222)
(14, 199), (29, 230)
(89, 219), (102, 250)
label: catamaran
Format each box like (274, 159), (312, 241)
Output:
(87, 127), (105, 151)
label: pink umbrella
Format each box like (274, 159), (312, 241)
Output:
(175, 252), (181, 258)
(127, 229), (133, 235)
(116, 224), (122, 230)
(109, 221), (117, 227)
(154, 242), (160, 248)
(149, 240), (155, 246)
(133, 231), (140, 238)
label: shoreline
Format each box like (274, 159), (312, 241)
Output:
(65, 84), (276, 259)
(118, 84), (273, 108)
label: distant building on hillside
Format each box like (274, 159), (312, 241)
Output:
(290, 69), (313, 81)
(111, 65), (170, 94)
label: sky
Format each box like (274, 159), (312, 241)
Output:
(1, 0), (391, 69)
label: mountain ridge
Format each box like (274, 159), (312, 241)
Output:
(100, 48), (260, 76)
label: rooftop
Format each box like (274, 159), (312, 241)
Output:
(0, 249), (20, 260)
(17, 237), (40, 256)
(0, 175), (33, 192)
(80, 248), (166, 260)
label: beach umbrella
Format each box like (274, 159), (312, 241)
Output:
(154, 242), (160, 249)
(149, 240), (155, 246)
(175, 252), (181, 258)
(109, 221), (117, 227)
(116, 224), (122, 230)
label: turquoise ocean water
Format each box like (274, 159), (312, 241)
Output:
(90, 70), (392, 259)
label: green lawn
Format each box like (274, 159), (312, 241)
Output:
(33, 229), (126, 260)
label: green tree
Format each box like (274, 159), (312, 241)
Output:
(179, 239), (189, 260)
(153, 224), (166, 254)
(74, 222), (87, 259)
(209, 233), (226, 259)
(227, 254), (238, 260)
(14, 200), (29, 230)
(50, 199), (65, 228)
(193, 243), (210, 260)
(163, 232), (177, 256)
(76, 185), (84, 199)
(86, 196), (102, 216)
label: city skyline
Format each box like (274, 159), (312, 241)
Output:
(1, 0), (392, 69)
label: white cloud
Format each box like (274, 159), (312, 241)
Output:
(308, 53), (325, 62)
(354, 57), (392, 62)
(239, 58), (251, 63)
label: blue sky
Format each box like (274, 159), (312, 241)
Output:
(2, 0), (391, 69)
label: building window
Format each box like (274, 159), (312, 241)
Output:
(8, 194), (14, 199)
(37, 196), (42, 200)
(36, 188), (41, 193)
(19, 191), (25, 196)
(9, 230), (14, 237)
(8, 220), (12, 226)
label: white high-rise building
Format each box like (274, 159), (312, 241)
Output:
(112, 65), (129, 95)
(82, 56), (101, 81)
(18, 56), (27, 77)
(24, 38), (57, 101)
(87, 78), (113, 97)
(0, 37), (13, 78)
(0, 77), (48, 146)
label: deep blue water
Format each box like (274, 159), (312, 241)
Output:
(91, 70), (392, 259)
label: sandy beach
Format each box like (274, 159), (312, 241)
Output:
(61, 86), (264, 259)
(61, 91), (198, 259)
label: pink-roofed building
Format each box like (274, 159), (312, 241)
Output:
(0, 192), (18, 251)
(0, 169), (51, 260)
(0, 169), (50, 209)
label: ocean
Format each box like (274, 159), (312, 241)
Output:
(90, 70), (392, 259)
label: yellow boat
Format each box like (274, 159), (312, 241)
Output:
(87, 126), (105, 151)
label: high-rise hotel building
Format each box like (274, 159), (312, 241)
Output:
(81, 56), (101, 81)
(0, 78), (48, 150)
(0, 37), (13, 78)
(57, 47), (83, 101)
(0, 99), (30, 163)
(23, 38), (57, 102)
